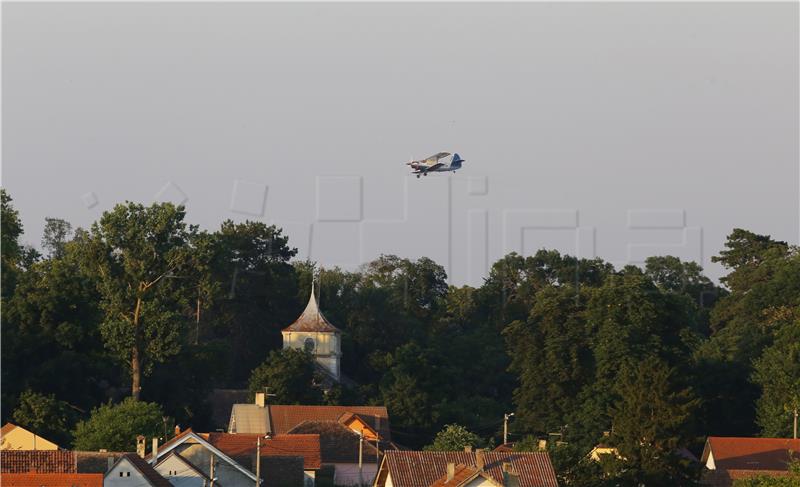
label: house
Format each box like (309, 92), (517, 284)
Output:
(203, 432), (321, 487)
(287, 420), (380, 485)
(146, 428), (311, 487)
(145, 429), (260, 487)
(1, 423), (60, 450)
(105, 454), (172, 487)
(228, 398), (392, 446)
(0, 473), (103, 487)
(700, 436), (800, 486)
(373, 449), (558, 487)
(282, 283), (342, 382)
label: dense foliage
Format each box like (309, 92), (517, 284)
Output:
(2, 192), (799, 485)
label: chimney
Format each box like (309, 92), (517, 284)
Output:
(174, 425), (181, 435)
(107, 456), (115, 472)
(152, 437), (159, 459)
(255, 392), (266, 408)
(475, 449), (485, 471)
(446, 463), (455, 482)
(464, 445), (472, 453)
(136, 435), (146, 458)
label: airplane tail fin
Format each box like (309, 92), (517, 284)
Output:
(451, 153), (465, 169)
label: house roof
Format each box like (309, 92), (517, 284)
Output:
(229, 404), (271, 434)
(429, 464), (501, 487)
(145, 428), (195, 461)
(381, 451), (558, 487)
(108, 454), (172, 487)
(281, 287), (341, 333)
(0, 450), (77, 473)
(268, 405), (391, 441)
(0, 473), (103, 487)
(702, 437), (800, 471)
(203, 433), (322, 470)
(286, 420), (379, 464)
(154, 451), (211, 481)
(145, 430), (257, 482)
(74, 451), (126, 473)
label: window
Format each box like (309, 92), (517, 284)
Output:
(304, 337), (315, 352)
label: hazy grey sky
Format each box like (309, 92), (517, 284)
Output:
(3, 2), (798, 285)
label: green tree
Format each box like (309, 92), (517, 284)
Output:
(11, 391), (75, 447)
(609, 357), (700, 486)
(82, 202), (197, 399)
(204, 221), (299, 383)
(2, 231), (109, 415)
(504, 285), (592, 436)
(753, 311), (800, 437)
(42, 217), (73, 259)
(424, 424), (481, 451)
(248, 348), (323, 404)
(73, 398), (165, 451)
(1, 189), (24, 298)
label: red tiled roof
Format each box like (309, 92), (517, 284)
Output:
(382, 451), (558, 487)
(269, 405), (391, 441)
(703, 437), (800, 471)
(114, 454), (172, 487)
(281, 291), (340, 333)
(204, 433), (322, 470)
(0, 473), (103, 487)
(429, 464), (497, 487)
(0, 450), (77, 473)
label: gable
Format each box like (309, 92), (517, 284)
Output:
(0, 424), (60, 451)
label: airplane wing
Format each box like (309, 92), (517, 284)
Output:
(423, 152), (451, 164)
(426, 163), (444, 172)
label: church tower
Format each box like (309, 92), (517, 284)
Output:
(281, 283), (342, 381)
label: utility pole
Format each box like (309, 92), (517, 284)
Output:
(209, 455), (215, 487)
(255, 436), (261, 487)
(503, 413), (515, 445)
(358, 429), (364, 485)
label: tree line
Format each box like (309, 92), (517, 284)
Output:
(2, 190), (798, 486)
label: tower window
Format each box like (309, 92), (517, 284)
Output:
(304, 337), (315, 352)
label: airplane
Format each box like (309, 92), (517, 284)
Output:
(406, 152), (466, 178)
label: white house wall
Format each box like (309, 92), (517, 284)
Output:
(105, 458), (149, 487)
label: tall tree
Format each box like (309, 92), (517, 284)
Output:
(42, 218), (73, 259)
(82, 202), (196, 399)
(610, 357), (700, 485)
(752, 309), (800, 437)
(1, 189), (24, 298)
